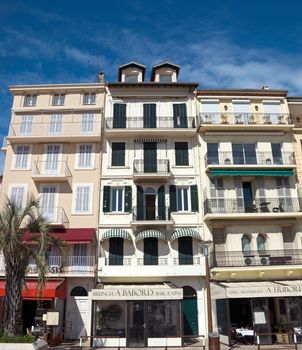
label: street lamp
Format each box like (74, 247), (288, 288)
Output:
(200, 240), (213, 335)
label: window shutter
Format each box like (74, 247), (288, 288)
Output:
(173, 104), (188, 128)
(175, 142), (189, 166)
(136, 185), (144, 220)
(113, 104), (126, 128)
(124, 186), (132, 213)
(143, 104), (156, 128)
(169, 185), (177, 212)
(157, 185), (166, 219)
(112, 142), (125, 166)
(190, 185), (199, 212)
(103, 186), (111, 212)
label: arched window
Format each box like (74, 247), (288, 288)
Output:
(70, 286), (88, 296)
(257, 234), (266, 254)
(182, 286), (197, 298)
(241, 235), (251, 254)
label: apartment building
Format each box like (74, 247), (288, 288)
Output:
(196, 89), (302, 345)
(87, 61), (210, 347)
(0, 81), (105, 340)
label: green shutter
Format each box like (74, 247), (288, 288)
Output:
(136, 185), (144, 220)
(175, 142), (189, 166)
(113, 104), (126, 128)
(169, 185), (177, 212)
(144, 142), (157, 172)
(190, 185), (199, 212)
(173, 103), (188, 128)
(157, 185), (166, 220)
(143, 104), (156, 128)
(112, 142), (125, 166)
(124, 186), (132, 213)
(103, 186), (111, 212)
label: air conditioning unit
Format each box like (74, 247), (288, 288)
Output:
(244, 257), (253, 265)
(260, 256), (269, 265)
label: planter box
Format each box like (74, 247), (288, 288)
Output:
(275, 333), (289, 343)
(0, 339), (47, 350)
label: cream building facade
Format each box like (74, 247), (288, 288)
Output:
(0, 82), (105, 341)
(197, 89), (302, 345)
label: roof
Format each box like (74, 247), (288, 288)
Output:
(108, 82), (198, 90)
(151, 61), (180, 81)
(287, 97), (302, 102)
(23, 228), (96, 244)
(118, 61), (146, 81)
(197, 89), (288, 97)
(9, 83), (105, 93)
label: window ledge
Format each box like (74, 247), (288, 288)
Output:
(104, 212), (130, 215)
(171, 165), (193, 169)
(107, 166), (130, 169)
(75, 167), (96, 171)
(71, 212), (93, 216)
(171, 211), (197, 215)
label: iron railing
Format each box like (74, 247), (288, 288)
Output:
(132, 206), (171, 221)
(199, 112), (291, 125)
(213, 250), (302, 267)
(39, 207), (69, 226)
(32, 160), (72, 177)
(105, 116), (196, 129)
(133, 159), (170, 174)
(205, 151), (296, 166)
(103, 256), (203, 266)
(204, 198), (302, 214)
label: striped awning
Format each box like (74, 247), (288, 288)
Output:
(101, 229), (132, 241)
(136, 230), (167, 242)
(170, 228), (202, 241)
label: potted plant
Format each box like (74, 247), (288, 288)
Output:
(275, 319), (289, 343)
(221, 114), (229, 124)
(235, 114), (243, 124)
(248, 114), (256, 124)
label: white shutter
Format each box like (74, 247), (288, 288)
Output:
(41, 186), (57, 221)
(45, 145), (60, 174)
(263, 102), (281, 124)
(49, 115), (62, 134)
(78, 144), (92, 168)
(20, 115), (33, 135)
(200, 102), (220, 123)
(10, 186), (25, 207)
(75, 185), (91, 213)
(81, 114), (94, 134)
(14, 145), (30, 168)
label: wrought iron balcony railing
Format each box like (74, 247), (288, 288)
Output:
(200, 112), (291, 125)
(39, 207), (69, 226)
(213, 250), (302, 268)
(204, 198), (302, 215)
(105, 116), (196, 129)
(205, 151), (296, 166)
(133, 159), (170, 174)
(32, 161), (72, 178)
(132, 206), (171, 221)
(103, 256), (203, 266)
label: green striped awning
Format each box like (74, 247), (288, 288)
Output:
(170, 228), (202, 241)
(210, 169), (294, 177)
(136, 230), (167, 242)
(101, 229), (132, 241)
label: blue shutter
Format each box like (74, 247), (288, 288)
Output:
(124, 186), (132, 213)
(169, 185), (177, 212)
(103, 186), (111, 212)
(190, 185), (199, 212)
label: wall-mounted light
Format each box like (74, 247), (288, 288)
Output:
(224, 105), (228, 111)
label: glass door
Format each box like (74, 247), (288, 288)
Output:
(144, 238), (158, 265)
(242, 182), (253, 212)
(128, 302), (146, 347)
(109, 238), (123, 265)
(178, 236), (193, 265)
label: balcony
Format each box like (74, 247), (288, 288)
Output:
(27, 256), (95, 276)
(199, 113), (293, 132)
(213, 250), (302, 268)
(131, 206), (173, 227)
(133, 159), (171, 180)
(7, 121), (101, 143)
(98, 255), (205, 277)
(1, 136), (7, 151)
(205, 151), (296, 169)
(39, 207), (69, 227)
(32, 161), (72, 182)
(105, 116), (196, 138)
(204, 198), (302, 221)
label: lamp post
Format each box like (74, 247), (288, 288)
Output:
(200, 240), (213, 335)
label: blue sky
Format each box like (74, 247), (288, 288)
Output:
(1, 0), (302, 171)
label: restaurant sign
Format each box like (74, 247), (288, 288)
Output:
(91, 286), (183, 300)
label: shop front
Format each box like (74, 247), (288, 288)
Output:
(212, 280), (302, 345)
(89, 283), (183, 347)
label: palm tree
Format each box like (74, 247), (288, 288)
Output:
(0, 198), (65, 337)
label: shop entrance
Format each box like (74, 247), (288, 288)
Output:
(128, 301), (145, 347)
(22, 300), (52, 334)
(182, 286), (198, 335)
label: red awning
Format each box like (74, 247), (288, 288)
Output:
(0, 280), (66, 300)
(23, 228), (96, 244)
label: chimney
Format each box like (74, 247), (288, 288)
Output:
(97, 72), (105, 83)
(262, 85), (270, 90)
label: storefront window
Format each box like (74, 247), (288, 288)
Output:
(147, 301), (180, 337)
(93, 301), (126, 337)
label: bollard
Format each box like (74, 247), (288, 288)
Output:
(208, 332), (220, 350)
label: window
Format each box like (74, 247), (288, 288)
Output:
(74, 244), (87, 256)
(241, 235), (251, 254)
(10, 186), (25, 207)
(14, 145), (30, 169)
(81, 113), (94, 134)
(74, 184), (92, 214)
(125, 74), (138, 83)
(271, 143), (283, 164)
(49, 114), (62, 134)
(52, 93), (65, 106)
(83, 92), (96, 105)
(175, 142), (189, 166)
(20, 115), (33, 135)
(24, 94), (37, 107)
(111, 188), (124, 212)
(257, 235), (266, 254)
(44, 144), (61, 174)
(276, 177), (292, 211)
(111, 142), (125, 166)
(40, 185), (58, 221)
(232, 143), (256, 164)
(209, 178), (224, 212)
(177, 187), (189, 211)
(232, 101), (250, 123)
(159, 74), (172, 83)
(77, 144), (94, 168)
(207, 143), (219, 164)
(263, 102), (281, 124)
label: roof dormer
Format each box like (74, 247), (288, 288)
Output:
(118, 62), (146, 82)
(150, 61), (180, 82)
